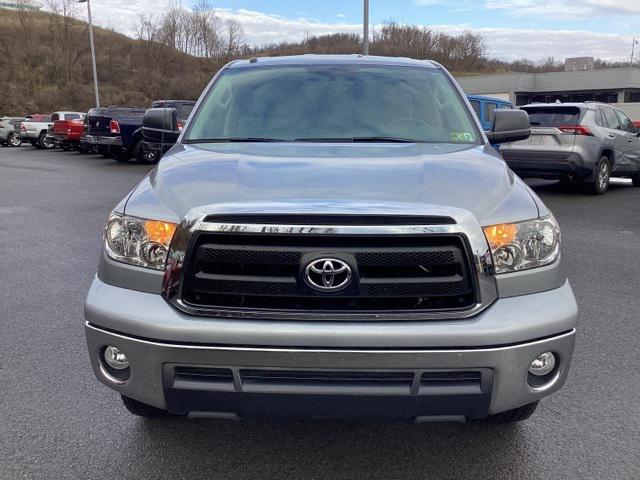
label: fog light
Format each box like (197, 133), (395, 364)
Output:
(103, 346), (129, 370)
(528, 352), (556, 377)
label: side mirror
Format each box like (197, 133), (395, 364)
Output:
(486, 109), (531, 144)
(142, 108), (179, 144)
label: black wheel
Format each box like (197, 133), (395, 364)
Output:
(632, 172), (640, 187)
(482, 401), (539, 424)
(8, 133), (22, 147)
(583, 157), (611, 195)
(98, 145), (111, 157)
(38, 132), (55, 149)
(121, 395), (173, 418)
(133, 138), (157, 164)
(111, 146), (132, 163)
(30, 140), (39, 148)
(61, 142), (71, 151)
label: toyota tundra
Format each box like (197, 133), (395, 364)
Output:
(84, 55), (578, 423)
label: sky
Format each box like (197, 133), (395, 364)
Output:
(75, 0), (640, 62)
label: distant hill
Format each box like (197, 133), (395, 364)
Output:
(0, 8), (220, 115)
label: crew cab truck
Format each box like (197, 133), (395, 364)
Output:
(53, 114), (86, 150)
(18, 113), (53, 149)
(85, 55), (578, 423)
(85, 106), (147, 161)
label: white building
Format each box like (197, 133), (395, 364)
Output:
(457, 67), (640, 120)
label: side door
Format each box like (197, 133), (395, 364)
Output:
(600, 107), (628, 170)
(614, 109), (640, 172)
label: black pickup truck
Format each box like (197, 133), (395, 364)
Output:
(85, 107), (147, 161)
(85, 101), (195, 163)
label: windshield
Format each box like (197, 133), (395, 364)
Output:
(185, 65), (480, 144)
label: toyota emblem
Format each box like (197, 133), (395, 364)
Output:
(304, 258), (352, 292)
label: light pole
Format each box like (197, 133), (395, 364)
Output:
(363, 0), (369, 55)
(78, 0), (100, 107)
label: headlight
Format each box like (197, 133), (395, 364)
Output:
(104, 213), (177, 270)
(483, 216), (560, 274)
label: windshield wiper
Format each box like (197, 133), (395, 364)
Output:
(352, 136), (420, 143)
(294, 136), (419, 143)
(185, 137), (287, 143)
(187, 136), (421, 144)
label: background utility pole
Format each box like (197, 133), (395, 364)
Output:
(631, 38), (638, 67)
(79, 0), (100, 107)
(363, 0), (369, 55)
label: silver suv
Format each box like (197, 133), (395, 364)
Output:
(84, 55), (577, 423)
(500, 102), (640, 194)
(0, 117), (25, 147)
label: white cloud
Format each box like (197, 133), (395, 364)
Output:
(65, 4), (636, 62)
(430, 24), (635, 62)
(484, 0), (640, 18)
(213, 8), (362, 45)
(73, 0), (174, 37)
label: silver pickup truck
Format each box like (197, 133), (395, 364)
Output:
(19, 111), (84, 149)
(84, 55), (578, 423)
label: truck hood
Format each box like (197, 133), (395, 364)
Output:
(123, 143), (542, 226)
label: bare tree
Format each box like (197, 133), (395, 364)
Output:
(223, 18), (244, 59)
(134, 13), (159, 46)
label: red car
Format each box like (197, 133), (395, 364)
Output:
(633, 121), (640, 130)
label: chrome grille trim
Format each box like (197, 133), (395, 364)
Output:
(162, 215), (497, 321)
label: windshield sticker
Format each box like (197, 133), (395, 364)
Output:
(450, 132), (474, 142)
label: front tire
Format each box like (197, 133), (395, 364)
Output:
(632, 172), (640, 187)
(8, 133), (22, 147)
(583, 157), (611, 195)
(482, 401), (539, 424)
(121, 395), (174, 418)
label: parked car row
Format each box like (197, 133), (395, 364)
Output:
(0, 99), (195, 164)
(468, 96), (640, 195)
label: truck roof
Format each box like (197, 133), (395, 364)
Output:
(228, 54), (440, 70)
(152, 100), (196, 105)
(466, 94), (512, 104)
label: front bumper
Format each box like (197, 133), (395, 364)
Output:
(86, 324), (575, 419)
(85, 277), (577, 419)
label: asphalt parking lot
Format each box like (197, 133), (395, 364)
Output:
(1, 145), (639, 480)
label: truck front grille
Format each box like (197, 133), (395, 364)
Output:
(179, 231), (477, 314)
